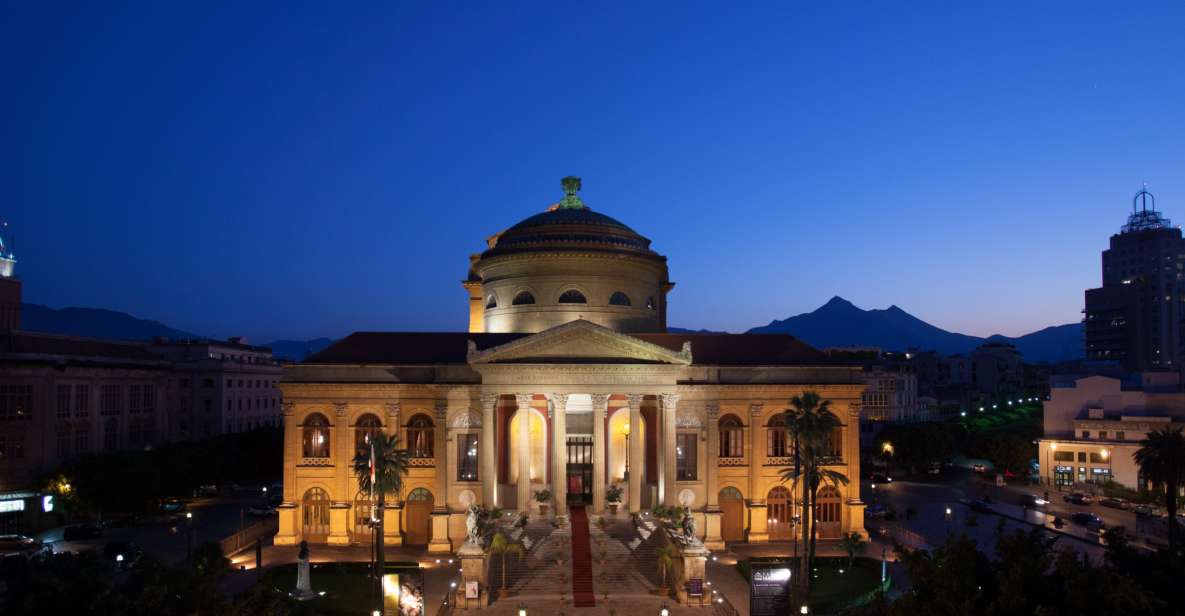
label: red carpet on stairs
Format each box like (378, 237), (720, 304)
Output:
(569, 505), (596, 607)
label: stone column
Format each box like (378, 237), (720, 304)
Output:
(515, 394), (533, 513)
(661, 393), (680, 507)
(429, 403), (452, 553)
(591, 393), (609, 514)
(747, 402), (769, 543)
(385, 402), (403, 546)
(703, 402), (724, 550)
(627, 393), (644, 512)
(479, 394), (498, 508)
(550, 393), (569, 519)
(327, 402), (351, 545)
(275, 401), (299, 546)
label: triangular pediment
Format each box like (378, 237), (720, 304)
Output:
(468, 320), (692, 365)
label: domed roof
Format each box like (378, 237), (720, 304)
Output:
(480, 177), (662, 261)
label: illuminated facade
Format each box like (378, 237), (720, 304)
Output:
(277, 178), (866, 552)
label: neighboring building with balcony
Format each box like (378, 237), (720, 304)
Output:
(150, 338), (283, 440)
(856, 368), (919, 445)
(1037, 371), (1185, 491)
(277, 178), (867, 553)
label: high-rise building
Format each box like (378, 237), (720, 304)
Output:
(0, 221), (19, 330)
(1084, 189), (1185, 371)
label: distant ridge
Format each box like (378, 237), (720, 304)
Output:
(747, 296), (1082, 363)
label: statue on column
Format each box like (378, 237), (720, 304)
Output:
(293, 540), (315, 599)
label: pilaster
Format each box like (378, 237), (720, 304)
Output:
(703, 402), (724, 550)
(591, 393), (608, 514)
(479, 394), (498, 507)
(550, 393), (569, 518)
(627, 393), (644, 512)
(429, 403), (452, 553)
(661, 393), (679, 507)
(515, 393), (533, 512)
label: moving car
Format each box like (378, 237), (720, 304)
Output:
(869, 473), (892, 484)
(1063, 492), (1093, 505)
(160, 498), (186, 513)
(971, 463), (987, 473)
(0, 534), (52, 560)
(1133, 504), (1156, 517)
(1019, 494), (1049, 509)
(1070, 512), (1104, 529)
(1099, 497), (1130, 510)
(63, 523), (104, 540)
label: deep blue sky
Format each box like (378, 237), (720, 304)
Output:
(4, 2), (1185, 342)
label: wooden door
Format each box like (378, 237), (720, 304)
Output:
(815, 486), (841, 539)
(405, 488), (433, 546)
(767, 487), (793, 541)
(720, 487), (745, 543)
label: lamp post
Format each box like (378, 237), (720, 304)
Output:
(622, 423), (631, 479)
(185, 512), (194, 561)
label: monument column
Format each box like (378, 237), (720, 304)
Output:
(428, 403), (452, 553)
(747, 402), (769, 543)
(550, 393), (569, 519)
(627, 393), (644, 512)
(479, 394), (498, 508)
(661, 393), (680, 507)
(703, 402), (725, 550)
(591, 393), (609, 514)
(515, 394), (533, 513)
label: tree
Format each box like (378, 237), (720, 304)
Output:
(779, 391), (849, 597)
(488, 531), (525, 595)
(1133, 426), (1185, 552)
(351, 432), (411, 608)
(654, 544), (677, 590)
(839, 532), (867, 569)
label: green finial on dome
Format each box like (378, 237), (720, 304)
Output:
(557, 176), (587, 210)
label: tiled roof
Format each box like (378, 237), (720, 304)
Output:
(0, 330), (169, 365)
(304, 330), (833, 366)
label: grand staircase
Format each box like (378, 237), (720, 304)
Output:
(569, 506), (596, 607)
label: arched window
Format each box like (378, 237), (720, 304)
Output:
(767, 414), (789, 458)
(407, 414), (434, 458)
(815, 485), (842, 538)
(826, 426), (843, 460)
(512, 291), (536, 306)
(646, 296), (656, 310)
(302, 413), (330, 458)
(609, 291), (631, 306)
(355, 413), (382, 451)
(767, 486), (793, 540)
(719, 414), (743, 458)
(558, 289), (587, 304)
(485, 295), (498, 309)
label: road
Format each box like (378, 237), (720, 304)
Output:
(41, 491), (274, 564)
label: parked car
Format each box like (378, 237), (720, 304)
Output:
(971, 463), (987, 473)
(0, 534), (52, 560)
(865, 504), (890, 519)
(869, 473), (892, 484)
(161, 498), (186, 513)
(1133, 504), (1156, 517)
(1070, 512), (1104, 529)
(103, 541), (142, 570)
(63, 523), (104, 540)
(1063, 492), (1093, 505)
(1099, 497), (1130, 510)
(1019, 494), (1049, 509)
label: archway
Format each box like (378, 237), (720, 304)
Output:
(353, 494), (374, 543)
(301, 487), (330, 542)
(767, 486), (793, 541)
(719, 487), (745, 543)
(815, 485), (842, 539)
(405, 488), (434, 546)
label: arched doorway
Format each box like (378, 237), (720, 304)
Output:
(353, 495), (374, 543)
(405, 488), (434, 546)
(302, 487), (330, 542)
(767, 486), (793, 541)
(815, 485), (842, 539)
(719, 487), (745, 543)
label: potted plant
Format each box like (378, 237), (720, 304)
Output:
(654, 544), (676, 596)
(606, 484), (623, 514)
(489, 531), (525, 599)
(533, 488), (552, 517)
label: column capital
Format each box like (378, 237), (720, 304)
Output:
(514, 393), (534, 409)
(660, 392), (680, 411)
(590, 393), (609, 411)
(626, 393), (645, 411)
(281, 401), (296, 416)
(384, 401), (401, 417)
(750, 402), (764, 417)
(548, 393), (570, 410)
(705, 402), (720, 420)
(434, 403), (448, 422)
(479, 393), (499, 411)
(333, 402), (348, 417)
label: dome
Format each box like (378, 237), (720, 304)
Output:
(481, 177), (661, 261)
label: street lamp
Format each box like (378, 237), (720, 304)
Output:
(801, 606), (810, 614)
(660, 607), (671, 616)
(517, 604), (528, 616)
(622, 422), (631, 479)
(185, 512), (194, 561)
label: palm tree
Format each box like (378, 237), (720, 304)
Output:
(838, 531), (867, 569)
(489, 531), (526, 596)
(1133, 426), (1185, 552)
(352, 432), (411, 602)
(780, 391), (850, 595)
(654, 544), (677, 591)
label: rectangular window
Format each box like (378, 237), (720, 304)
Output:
(456, 433), (479, 481)
(128, 384), (142, 414)
(1098, 431), (1108, 440)
(1053, 451), (1074, 462)
(1088, 452), (1108, 463)
(1077, 451), (1087, 462)
(676, 433), (697, 481)
(142, 385), (154, 414)
(0, 384), (34, 421)
(1116, 431), (1125, 441)
(1081, 430), (1090, 439)
(75, 427), (90, 454)
(75, 385), (90, 418)
(100, 385), (121, 416)
(57, 385), (71, 419)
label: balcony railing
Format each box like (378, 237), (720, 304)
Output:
(300, 456), (332, 467)
(408, 457), (436, 468)
(718, 457), (746, 467)
(765, 456), (793, 466)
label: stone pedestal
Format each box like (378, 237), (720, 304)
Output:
(428, 508), (452, 554)
(703, 506), (725, 550)
(675, 543), (709, 605)
(275, 502), (299, 546)
(456, 542), (490, 609)
(327, 503), (351, 546)
(384, 502), (403, 546)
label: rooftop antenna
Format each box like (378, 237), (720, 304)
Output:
(1123, 185), (1168, 232)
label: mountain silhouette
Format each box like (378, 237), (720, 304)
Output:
(747, 296), (1082, 362)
